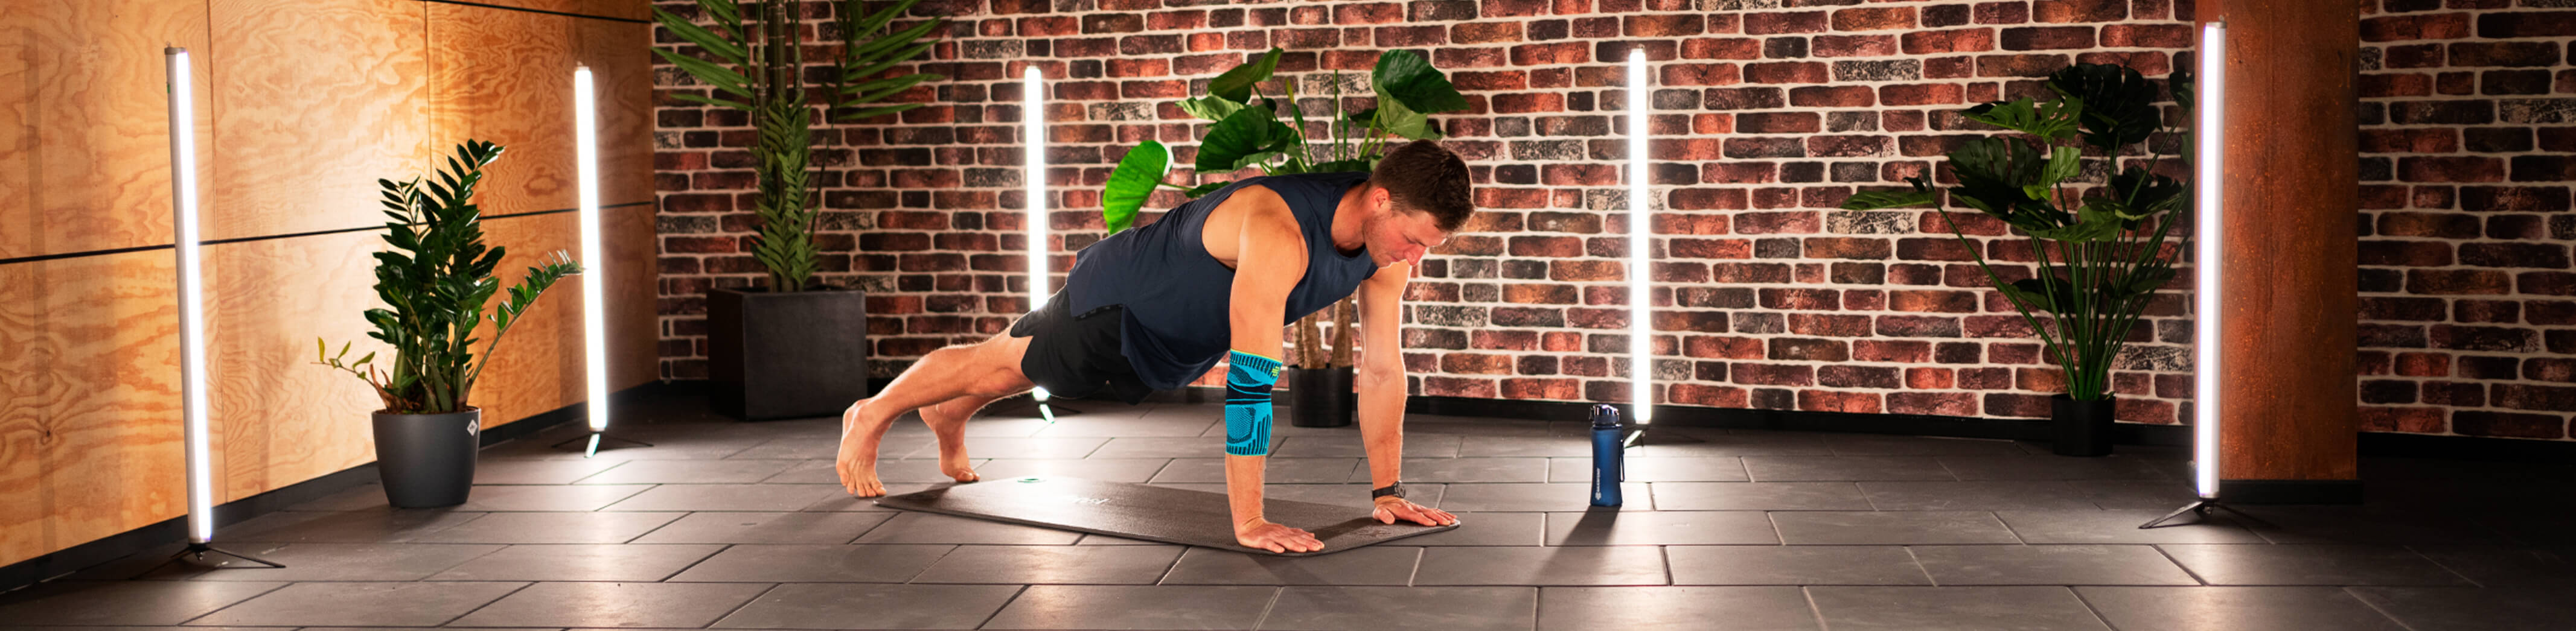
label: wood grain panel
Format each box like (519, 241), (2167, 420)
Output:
(206, 0), (430, 242)
(0, 251), (187, 568)
(576, 16), (655, 206)
(2202, 0), (2362, 482)
(464, 211), (586, 429)
(0, 0), (212, 259)
(452, 0), (652, 22)
(429, 2), (579, 216)
(203, 230), (388, 501)
(2, 0), (661, 570)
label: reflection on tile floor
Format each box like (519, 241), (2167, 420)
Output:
(6, 392), (2574, 630)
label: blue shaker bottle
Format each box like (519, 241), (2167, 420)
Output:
(1590, 404), (1624, 507)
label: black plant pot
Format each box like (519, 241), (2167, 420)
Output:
(2051, 394), (2115, 457)
(1286, 366), (1355, 428)
(372, 408), (481, 508)
(708, 285), (872, 421)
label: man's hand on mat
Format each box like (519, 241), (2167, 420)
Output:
(1234, 517), (1325, 553)
(1372, 496), (1460, 527)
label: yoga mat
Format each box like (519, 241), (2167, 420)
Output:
(875, 476), (1457, 556)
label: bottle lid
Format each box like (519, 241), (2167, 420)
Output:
(1590, 404), (1622, 430)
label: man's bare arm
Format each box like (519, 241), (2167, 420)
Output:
(1215, 189), (1322, 553)
(1355, 262), (1459, 527)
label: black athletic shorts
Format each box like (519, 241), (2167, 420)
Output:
(1008, 292), (1156, 405)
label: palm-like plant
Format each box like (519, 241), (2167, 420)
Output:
(1098, 48), (1468, 368)
(1841, 62), (2197, 402)
(653, 0), (944, 293)
(318, 140), (582, 414)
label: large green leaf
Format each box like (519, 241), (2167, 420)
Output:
(2040, 145), (2081, 188)
(2000, 276), (2069, 313)
(2108, 165), (2186, 221)
(650, 48), (754, 99)
(1371, 49), (1469, 114)
(2027, 201), (2124, 243)
(1209, 48), (1283, 104)
(1373, 94), (1441, 140)
(652, 7), (747, 65)
(1309, 158), (1372, 173)
(1963, 97), (2082, 142)
(1101, 141), (1168, 235)
(1945, 137), (2060, 232)
(2047, 62), (2163, 152)
(1177, 95), (1245, 122)
(1842, 188), (1938, 210)
(1195, 105), (1296, 173)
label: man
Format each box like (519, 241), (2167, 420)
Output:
(835, 139), (1472, 553)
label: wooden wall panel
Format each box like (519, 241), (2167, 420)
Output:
(2203, 0), (2363, 483)
(464, 212), (586, 430)
(0, 0), (212, 259)
(0, 252), (186, 568)
(206, 0), (431, 242)
(577, 16), (656, 206)
(1, 0), (659, 570)
(429, 2), (579, 216)
(461, 0), (652, 22)
(205, 230), (387, 501)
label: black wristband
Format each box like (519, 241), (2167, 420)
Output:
(1372, 483), (1405, 499)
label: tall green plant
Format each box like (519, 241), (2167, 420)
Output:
(1097, 48), (1468, 367)
(1841, 62), (2198, 401)
(317, 140), (583, 414)
(652, 0), (944, 292)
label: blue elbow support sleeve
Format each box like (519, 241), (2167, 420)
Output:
(1224, 350), (1282, 456)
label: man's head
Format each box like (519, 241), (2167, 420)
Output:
(1358, 139), (1474, 268)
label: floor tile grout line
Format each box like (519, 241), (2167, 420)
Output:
(2147, 544), (2211, 586)
(1802, 585), (1832, 631)
(1903, 546), (1940, 587)
(695, 581), (782, 630)
(2060, 585), (2120, 631)
(974, 584), (1031, 630)
(2341, 585), (2427, 631)
(430, 578), (540, 627)
(1247, 585), (1288, 628)
(165, 579), (297, 626)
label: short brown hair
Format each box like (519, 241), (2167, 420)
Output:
(1368, 139), (1473, 232)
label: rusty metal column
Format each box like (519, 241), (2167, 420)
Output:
(2200, 0), (2363, 502)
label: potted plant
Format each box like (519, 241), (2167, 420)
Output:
(652, 0), (944, 420)
(1841, 62), (2196, 456)
(318, 140), (581, 507)
(1286, 300), (1359, 427)
(1093, 48), (1468, 427)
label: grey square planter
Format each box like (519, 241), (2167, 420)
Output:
(706, 285), (872, 420)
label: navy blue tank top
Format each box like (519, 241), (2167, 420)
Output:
(1064, 171), (1379, 390)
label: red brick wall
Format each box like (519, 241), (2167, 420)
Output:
(651, 0), (2576, 441)
(2355, 0), (2576, 440)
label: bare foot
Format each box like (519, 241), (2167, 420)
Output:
(921, 398), (980, 483)
(837, 399), (890, 496)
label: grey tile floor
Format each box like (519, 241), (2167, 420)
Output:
(6, 393), (2576, 630)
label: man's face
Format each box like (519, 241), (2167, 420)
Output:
(1363, 195), (1452, 270)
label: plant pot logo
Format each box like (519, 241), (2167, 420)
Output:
(465, 420), (479, 437)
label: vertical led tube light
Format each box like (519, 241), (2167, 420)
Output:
(1024, 66), (1050, 404)
(574, 66), (610, 436)
(1626, 49), (1652, 425)
(2192, 23), (2226, 500)
(167, 46), (215, 544)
